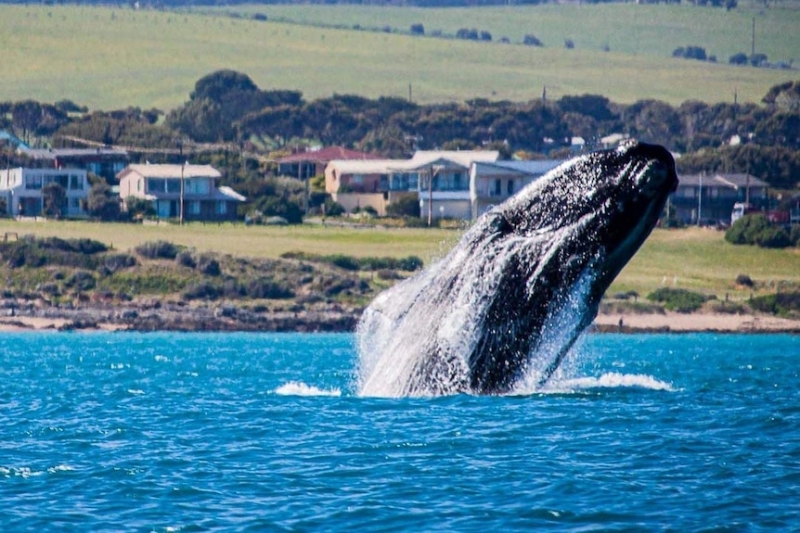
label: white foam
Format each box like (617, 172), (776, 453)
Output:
(274, 382), (341, 397)
(543, 372), (674, 393)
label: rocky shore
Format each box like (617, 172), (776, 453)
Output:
(2, 297), (800, 334)
(0, 298), (361, 333)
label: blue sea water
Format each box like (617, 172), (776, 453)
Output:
(1, 332), (799, 532)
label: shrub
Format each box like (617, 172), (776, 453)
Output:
(456, 28), (479, 40)
(749, 292), (800, 317)
(710, 301), (747, 314)
(386, 196), (420, 218)
(724, 214), (791, 248)
(729, 52), (748, 65)
(175, 251), (196, 268)
(197, 255), (221, 276)
(38, 237), (107, 255)
(324, 200), (345, 217)
(135, 240), (180, 260)
(65, 271), (96, 292)
(789, 225), (800, 246)
(735, 274), (754, 287)
(410, 23), (424, 35)
(564, 39), (574, 49)
(396, 255), (423, 271)
(755, 226), (791, 248)
(245, 278), (295, 299)
(328, 254), (361, 271)
(523, 34), (543, 47)
(377, 269), (402, 280)
(182, 281), (219, 301)
(647, 288), (707, 313)
(103, 253), (137, 274)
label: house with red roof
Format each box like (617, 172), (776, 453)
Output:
(276, 147), (383, 179)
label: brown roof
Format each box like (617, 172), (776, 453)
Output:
(276, 147), (383, 164)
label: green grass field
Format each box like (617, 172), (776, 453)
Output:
(0, 4), (796, 110)
(1, 220), (797, 301)
(221, 3), (800, 63)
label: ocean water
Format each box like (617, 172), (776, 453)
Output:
(1, 332), (799, 532)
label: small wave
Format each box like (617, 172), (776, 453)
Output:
(274, 382), (341, 397)
(513, 372), (673, 395)
(127, 389), (145, 395)
(154, 355), (169, 363)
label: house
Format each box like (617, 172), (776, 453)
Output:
(0, 130), (29, 150)
(325, 150), (500, 219)
(671, 172), (768, 225)
(276, 146), (383, 179)
(21, 148), (129, 183)
(406, 150), (500, 221)
(117, 164), (245, 221)
(470, 159), (564, 219)
(325, 159), (410, 215)
(0, 167), (89, 217)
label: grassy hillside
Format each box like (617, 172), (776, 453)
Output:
(0, 5), (795, 110)
(0, 220), (797, 301)
(223, 3), (800, 63)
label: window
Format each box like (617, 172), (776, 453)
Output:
(167, 180), (181, 193)
(493, 179), (502, 196)
(351, 174), (364, 185)
(186, 179), (210, 195)
(148, 178), (166, 193)
(70, 175), (83, 190)
(26, 174), (42, 190)
(507, 180), (515, 196)
(188, 201), (200, 215)
(216, 202), (227, 215)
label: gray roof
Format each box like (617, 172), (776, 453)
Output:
(22, 147), (128, 159)
(678, 173), (768, 188)
(121, 164), (221, 179)
(478, 159), (565, 175)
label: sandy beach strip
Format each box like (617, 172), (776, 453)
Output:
(1, 312), (798, 334)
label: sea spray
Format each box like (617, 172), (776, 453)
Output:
(356, 143), (678, 397)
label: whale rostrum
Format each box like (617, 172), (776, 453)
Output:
(357, 142), (679, 397)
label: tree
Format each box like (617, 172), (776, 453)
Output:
(729, 52), (748, 65)
(523, 34), (543, 46)
(125, 196), (156, 220)
(86, 182), (121, 221)
(42, 182), (66, 218)
(190, 70), (259, 103)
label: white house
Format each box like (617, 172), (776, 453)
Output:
(0, 167), (89, 217)
(117, 164), (245, 221)
(469, 159), (564, 218)
(325, 150), (500, 219)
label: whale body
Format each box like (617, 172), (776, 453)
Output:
(357, 142), (678, 397)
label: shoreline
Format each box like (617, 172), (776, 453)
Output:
(1, 309), (798, 334)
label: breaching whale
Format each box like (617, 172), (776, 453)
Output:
(357, 141), (678, 397)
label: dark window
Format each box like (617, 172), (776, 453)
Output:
(493, 179), (501, 196)
(507, 180), (514, 196)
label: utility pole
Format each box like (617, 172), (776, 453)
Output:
(697, 172), (703, 226)
(427, 165), (434, 227)
(178, 141), (184, 226)
(751, 17), (756, 57)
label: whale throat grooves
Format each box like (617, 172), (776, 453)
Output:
(356, 142), (679, 398)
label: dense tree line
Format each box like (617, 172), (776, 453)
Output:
(3, 72), (799, 206)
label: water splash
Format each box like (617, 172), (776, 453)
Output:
(274, 382), (342, 397)
(355, 143), (677, 398)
